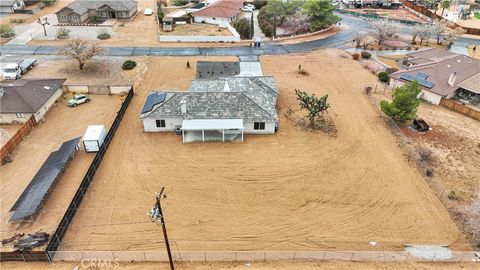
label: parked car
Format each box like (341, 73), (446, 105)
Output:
(144, 8), (153, 15)
(412, 118), (430, 132)
(67, 94), (90, 107)
(2, 59), (37, 80)
(241, 6), (253, 12)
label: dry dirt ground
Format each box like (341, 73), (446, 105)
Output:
(346, 8), (427, 23)
(57, 50), (466, 253)
(22, 56), (148, 86)
(1, 261), (480, 270)
(0, 95), (122, 252)
(0, 125), (22, 148)
(0, 0), (75, 25)
(160, 23), (233, 36)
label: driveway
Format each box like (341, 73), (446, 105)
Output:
(8, 14), (58, 45)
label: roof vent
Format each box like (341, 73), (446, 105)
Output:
(44, 86), (50, 90)
(448, 72), (457, 86)
(180, 99), (187, 115)
(223, 81), (231, 92)
(446, 64), (451, 68)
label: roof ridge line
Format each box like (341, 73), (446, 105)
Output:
(240, 91), (276, 120)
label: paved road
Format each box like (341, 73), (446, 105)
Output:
(0, 15), (373, 57)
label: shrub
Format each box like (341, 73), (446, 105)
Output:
(174, 0), (189, 6)
(385, 67), (398, 74)
(122, 60), (137, 70)
(157, 10), (164, 21)
(448, 191), (458, 200)
(56, 27), (70, 39)
(97, 29), (111, 40)
(232, 18), (251, 39)
(361, 51), (372, 59)
(253, 0), (267, 9)
(42, 0), (55, 6)
(378, 71), (389, 83)
(418, 147), (433, 164)
(90, 14), (100, 24)
(0, 24), (14, 38)
(262, 24), (273, 38)
(10, 18), (25, 24)
(352, 53), (360, 60)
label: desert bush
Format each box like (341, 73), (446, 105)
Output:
(352, 53), (360, 60)
(0, 24), (15, 38)
(90, 14), (100, 24)
(297, 65), (309, 76)
(56, 27), (71, 39)
(42, 0), (55, 6)
(10, 18), (26, 24)
(122, 60), (137, 70)
(157, 10), (164, 21)
(253, 0), (267, 9)
(97, 29), (111, 40)
(378, 71), (389, 83)
(418, 146), (433, 164)
(385, 67), (398, 74)
(174, 0), (189, 6)
(448, 191), (458, 200)
(232, 18), (251, 39)
(361, 51), (372, 59)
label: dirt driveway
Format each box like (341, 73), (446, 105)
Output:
(0, 95), (122, 252)
(57, 50), (465, 253)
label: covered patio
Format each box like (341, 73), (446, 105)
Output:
(182, 119), (244, 143)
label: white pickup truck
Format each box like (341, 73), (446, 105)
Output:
(2, 59), (37, 80)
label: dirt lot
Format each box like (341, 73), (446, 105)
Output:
(22, 56), (148, 86)
(0, 124), (22, 148)
(57, 50), (465, 253)
(160, 23), (233, 36)
(0, 95), (122, 252)
(346, 8), (427, 23)
(2, 261), (480, 270)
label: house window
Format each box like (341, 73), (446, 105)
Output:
(72, 16), (79, 22)
(98, 11), (108, 18)
(156, 119), (166, 128)
(118, 11), (129, 18)
(254, 122), (265, 130)
(16, 113), (25, 118)
(60, 15), (67, 21)
(212, 17), (216, 20)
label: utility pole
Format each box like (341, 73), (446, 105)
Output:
(37, 17), (50, 37)
(149, 186), (174, 270)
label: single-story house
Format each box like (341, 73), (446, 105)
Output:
(193, 0), (243, 25)
(140, 76), (279, 142)
(56, 0), (137, 24)
(0, 79), (66, 124)
(0, 0), (25, 15)
(390, 49), (480, 105)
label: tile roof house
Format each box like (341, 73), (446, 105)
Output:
(390, 49), (480, 105)
(140, 76), (279, 142)
(193, 0), (243, 25)
(0, 79), (66, 124)
(56, 0), (137, 24)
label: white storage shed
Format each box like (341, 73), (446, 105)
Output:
(82, 125), (107, 153)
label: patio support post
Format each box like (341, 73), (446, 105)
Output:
(182, 130), (185, 143)
(222, 129), (225, 142)
(241, 129), (244, 142)
(202, 129), (205, 142)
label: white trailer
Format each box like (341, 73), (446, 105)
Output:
(82, 125), (107, 153)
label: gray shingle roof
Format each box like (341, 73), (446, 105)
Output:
(391, 54), (480, 96)
(0, 79), (66, 113)
(141, 76), (279, 122)
(60, 0), (137, 15)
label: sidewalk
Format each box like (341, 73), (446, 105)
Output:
(252, 10), (266, 41)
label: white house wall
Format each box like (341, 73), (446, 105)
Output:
(421, 89), (443, 105)
(143, 117), (183, 132)
(193, 16), (230, 25)
(243, 121), (276, 134)
(33, 87), (63, 122)
(0, 113), (33, 124)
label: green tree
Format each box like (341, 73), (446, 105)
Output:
(232, 19), (251, 39)
(440, 0), (451, 16)
(380, 81), (422, 121)
(303, 0), (340, 32)
(295, 89), (330, 128)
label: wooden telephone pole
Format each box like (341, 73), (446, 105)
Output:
(150, 186), (174, 270)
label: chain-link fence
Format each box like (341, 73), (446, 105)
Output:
(50, 250), (479, 262)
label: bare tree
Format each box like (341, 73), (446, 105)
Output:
(417, 24), (434, 45)
(431, 20), (449, 44)
(283, 11), (309, 34)
(370, 20), (398, 45)
(58, 38), (103, 70)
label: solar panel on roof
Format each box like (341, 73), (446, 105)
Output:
(141, 92), (166, 114)
(399, 73), (435, 89)
(416, 72), (429, 80)
(9, 137), (80, 222)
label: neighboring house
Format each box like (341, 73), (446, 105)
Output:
(390, 49), (480, 105)
(193, 0), (243, 25)
(0, 0), (25, 15)
(0, 79), (66, 124)
(140, 76), (279, 142)
(56, 0), (137, 24)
